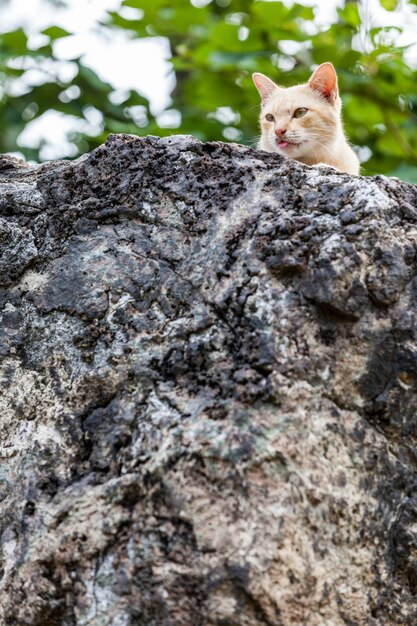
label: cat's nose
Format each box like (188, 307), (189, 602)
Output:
(275, 128), (287, 139)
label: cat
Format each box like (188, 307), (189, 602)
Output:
(252, 62), (360, 175)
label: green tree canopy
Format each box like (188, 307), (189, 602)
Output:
(0, 0), (417, 181)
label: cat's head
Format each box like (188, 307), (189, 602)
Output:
(253, 63), (342, 159)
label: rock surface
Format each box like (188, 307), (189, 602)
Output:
(1, 134), (417, 625)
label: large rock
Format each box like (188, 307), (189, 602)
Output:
(1, 134), (417, 625)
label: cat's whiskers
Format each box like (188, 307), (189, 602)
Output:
(296, 129), (334, 140)
(265, 126), (341, 161)
(272, 129), (342, 163)
(295, 130), (340, 152)
(307, 134), (337, 150)
(310, 138), (341, 161)
(309, 141), (339, 158)
(304, 132), (335, 142)
(249, 135), (262, 148)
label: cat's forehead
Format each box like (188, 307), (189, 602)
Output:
(264, 84), (322, 113)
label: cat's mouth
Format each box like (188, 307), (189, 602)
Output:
(276, 140), (299, 148)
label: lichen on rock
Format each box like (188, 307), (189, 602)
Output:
(0, 134), (417, 625)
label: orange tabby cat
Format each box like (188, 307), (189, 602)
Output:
(253, 63), (360, 175)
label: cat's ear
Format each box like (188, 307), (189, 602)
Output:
(308, 63), (339, 105)
(252, 73), (279, 103)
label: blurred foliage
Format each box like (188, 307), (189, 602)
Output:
(0, 0), (417, 180)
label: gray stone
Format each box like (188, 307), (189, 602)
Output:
(0, 134), (417, 625)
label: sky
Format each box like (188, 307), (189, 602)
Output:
(2, 0), (417, 159)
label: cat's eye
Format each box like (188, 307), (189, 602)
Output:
(265, 113), (275, 122)
(293, 108), (308, 118)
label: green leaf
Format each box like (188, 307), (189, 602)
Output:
(42, 26), (72, 40)
(0, 29), (28, 54)
(338, 3), (361, 28)
(380, 0), (398, 10)
(107, 11), (143, 31)
(251, 2), (287, 26)
(286, 3), (315, 21)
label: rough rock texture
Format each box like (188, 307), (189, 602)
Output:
(1, 134), (417, 626)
